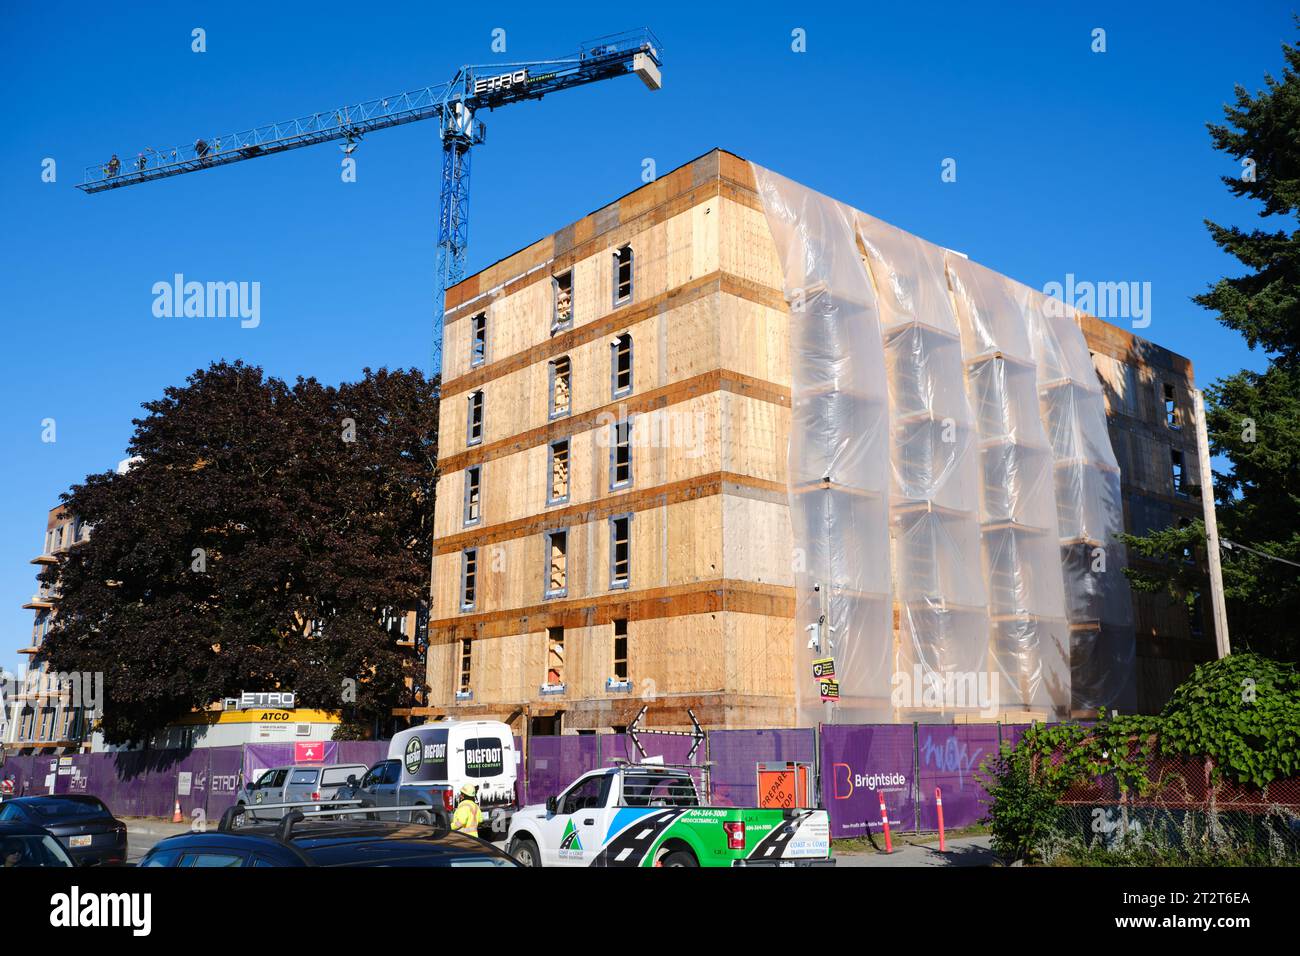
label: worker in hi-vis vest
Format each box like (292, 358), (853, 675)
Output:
(450, 784), (481, 832)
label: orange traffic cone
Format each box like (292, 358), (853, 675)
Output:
(172, 799), (183, 823)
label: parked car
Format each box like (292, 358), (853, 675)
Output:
(506, 765), (834, 867)
(0, 795), (127, 866)
(335, 721), (517, 829)
(0, 821), (77, 868)
(138, 815), (519, 867)
(234, 763), (368, 823)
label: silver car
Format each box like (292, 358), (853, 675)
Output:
(235, 764), (368, 822)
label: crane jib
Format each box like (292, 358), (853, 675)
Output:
(78, 29), (661, 192)
(75, 26), (663, 381)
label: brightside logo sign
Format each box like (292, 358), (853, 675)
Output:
(833, 770), (908, 796)
(819, 725), (915, 837)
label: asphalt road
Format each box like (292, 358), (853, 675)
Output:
(121, 817), (993, 866)
(122, 819), (192, 862)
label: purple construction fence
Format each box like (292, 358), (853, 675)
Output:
(914, 724), (1000, 832)
(0, 749), (246, 822)
(201, 748), (246, 818)
(337, 740), (391, 767)
(0, 743), (390, 822)
(820, 724), (916, 839)
(1, 723), (1058, 836)
(707, 729), (815, 808)
(244, 742), (337, 782)
(518, 732), (705, 806)
(523, 734), (602, 806)
(1000, 723), (1034, 751)
(0, 753), (40, 797)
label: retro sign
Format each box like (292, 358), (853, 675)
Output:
(224, 692), (296, 711)
(473, 69), (529, 96)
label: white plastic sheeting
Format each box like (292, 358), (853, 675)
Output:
(947, 258), (1072, 715)
(1024, 286), (1137, 711)
(751, 163), (1135, 723)
(751, 168), (895, 725)
(858, 211), (992, 717)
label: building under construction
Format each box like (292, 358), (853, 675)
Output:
(424, 149), (1223, 733)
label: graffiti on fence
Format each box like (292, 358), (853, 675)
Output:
(919, 731), (984, 789)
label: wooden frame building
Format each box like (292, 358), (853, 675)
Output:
(424, 149), (1216, 732)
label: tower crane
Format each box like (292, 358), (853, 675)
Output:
(78, 29), (663, 374)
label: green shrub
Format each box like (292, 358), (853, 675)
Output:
(980, 653), (1300, 864)
(979, 740), (1064, 864)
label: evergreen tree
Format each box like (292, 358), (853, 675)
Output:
(1124, 27), (1300, 661)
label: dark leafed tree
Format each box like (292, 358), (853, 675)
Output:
(40, 361), (439, 745)
(1123, 26), (1300, 662)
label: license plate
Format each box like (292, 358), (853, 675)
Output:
(69, 835), (92, 847)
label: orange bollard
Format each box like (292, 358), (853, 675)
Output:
(935, 787), (946, 851)
(878, 790), (892, 854)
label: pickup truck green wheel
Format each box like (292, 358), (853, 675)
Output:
(661, 850), (698, 867)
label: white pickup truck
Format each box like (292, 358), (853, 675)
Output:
(505, 765), (833, 867)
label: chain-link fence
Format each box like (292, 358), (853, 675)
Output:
(1048, 754), (1300, 864)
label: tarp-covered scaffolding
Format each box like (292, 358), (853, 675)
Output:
(752, 163), (1135, 724)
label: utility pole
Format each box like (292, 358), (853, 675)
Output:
(1191, 388), (1231, 658)
(804, 583), (835, 725)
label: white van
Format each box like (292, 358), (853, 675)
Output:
(338, 720), (518, 828)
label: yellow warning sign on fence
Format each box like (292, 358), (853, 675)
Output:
(812, 658), (836, 679)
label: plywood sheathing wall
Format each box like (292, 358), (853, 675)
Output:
(428, 150), (797, 730)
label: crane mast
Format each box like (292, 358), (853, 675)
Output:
(78, 29), (663, 374)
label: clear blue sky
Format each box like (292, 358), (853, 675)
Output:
(0, 1), (1290, 677)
